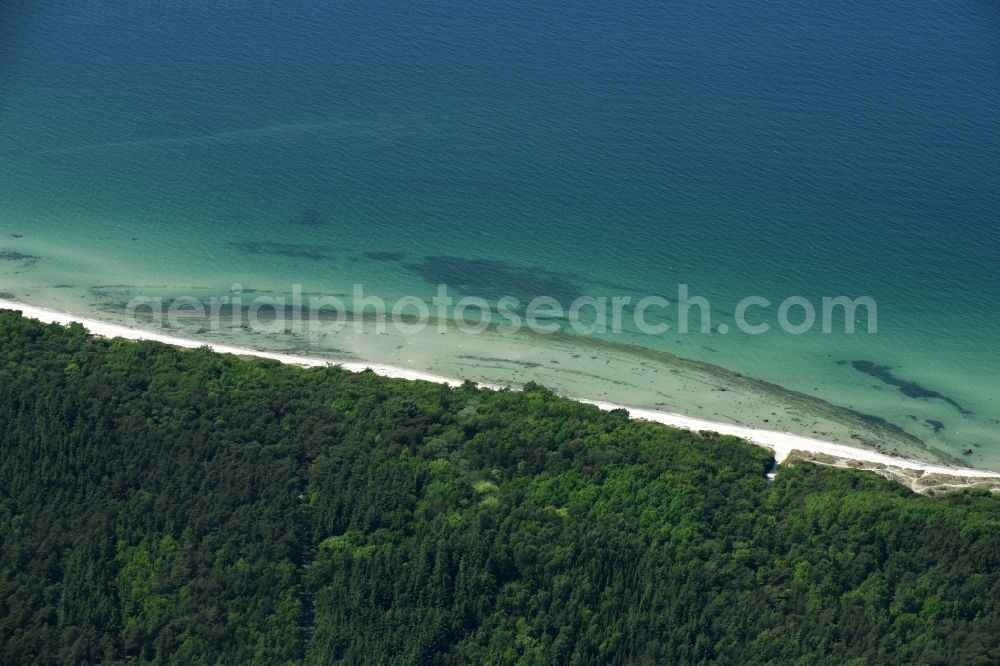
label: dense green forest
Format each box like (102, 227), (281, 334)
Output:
(0, 310), (998, 664)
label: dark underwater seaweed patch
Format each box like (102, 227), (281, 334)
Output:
(404, 255), (588, 304)
(231, 241), (332, 261)
(0, 251), (39, 262)
(837, 407), (909, 435)
(456, 354), (542, 368)
(297, 207), (324, 227)
(361, 251), (407, 263)
(850, 360), (971, 415)
(90, 287), (130, 300)
(925, 419), (945, 434)
(398, 253), (658, 306)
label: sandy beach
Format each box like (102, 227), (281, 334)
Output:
(3, 298), (998, 492)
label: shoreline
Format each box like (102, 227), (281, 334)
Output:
(3, 298), (998, 489)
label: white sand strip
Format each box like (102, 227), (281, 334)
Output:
(3, 299), (998, 480)
(577, 400), (999, 478)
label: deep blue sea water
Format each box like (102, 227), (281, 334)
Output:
(2, 1), (999, 464)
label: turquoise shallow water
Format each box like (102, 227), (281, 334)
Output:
(1, 1), (999, 466)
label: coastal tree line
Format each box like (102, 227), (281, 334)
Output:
(0, 310), (998, 664)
